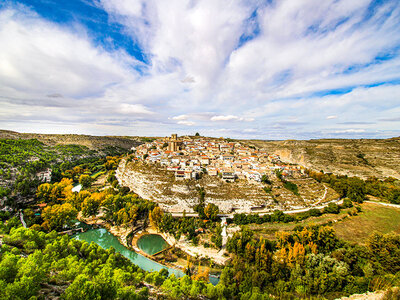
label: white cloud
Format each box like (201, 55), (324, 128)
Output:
(0, 8), (136, 99)
(172, 115), (188, 121)
(1, 1), (400, 139)
(210, 115), (254, 122)
(211, 115), (240, 121)
(334, 129), (365, 133)
(117, 104), (154, 115)
(177, 120), (195, 126)
(243, 128), (257, 133)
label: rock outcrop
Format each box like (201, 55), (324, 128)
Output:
(247, 138), (400, 179)
(116, 159), (335, 214)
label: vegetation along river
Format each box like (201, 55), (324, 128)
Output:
(74, 228), (220, 285)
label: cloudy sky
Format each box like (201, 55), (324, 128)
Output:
(0, 0), (400, 139)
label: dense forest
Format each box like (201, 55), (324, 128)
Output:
(0, 226), (219, 299)
(0, 138), (126, 201)
(222, 226), (400, 299)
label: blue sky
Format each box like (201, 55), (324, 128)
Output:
(0, 0), (400, 139)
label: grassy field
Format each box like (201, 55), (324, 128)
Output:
(249, 208), (353, 240)
(333, 202), (400, 244)
(248, 202), (400, 244)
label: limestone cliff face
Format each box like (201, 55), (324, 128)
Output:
(116, 159), (276, 213)
(248, 138), (400, 179)
(116, 159), (336, 214)
(0, 130), (142, 150)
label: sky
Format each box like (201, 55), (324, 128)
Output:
(0, 0), (400, 140)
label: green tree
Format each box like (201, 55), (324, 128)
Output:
(79, 174), (93, 189)
(63, 274), (101, 300)
(150, 207), (164, 230)
(261, 175), (272, 185)
(41, 203), (77, 231)
(82, 196), (100, 218)
(204, 203), (219, 221)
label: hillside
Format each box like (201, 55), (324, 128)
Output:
(246, 137), (400, 179)
(0, 130), (143, 150)
(3, 130), (399, 180)
(116, 159), (338, 214)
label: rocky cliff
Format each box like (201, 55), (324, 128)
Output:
(247, 138), (400, 179)
(116, 159), (336, 214)
(0, 129), (142, 150)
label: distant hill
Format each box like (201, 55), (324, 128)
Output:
(0, 130), (143, 150)
(247, 137), (400, 179)
(2, 130), (399, 179)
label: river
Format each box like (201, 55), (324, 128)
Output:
(74, 228), (220, 285)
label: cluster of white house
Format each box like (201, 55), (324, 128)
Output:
(133, 135), (305, 182)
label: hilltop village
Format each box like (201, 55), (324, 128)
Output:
(133, 134), (306, 182)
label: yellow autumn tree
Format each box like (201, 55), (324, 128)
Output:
(36, 178), (73, 204)
(149, 206), (163, 230)
(193, 263), (210, 282)
(276, 231), (291, 249)
(42, 202), (77, 231)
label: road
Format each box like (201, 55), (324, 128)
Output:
(19, 211), (27, 228)
(313, 185), (328, 206)
(170, 197), (343, 219)
(365, 201), (400, 208)
(167, 199), (399, 219)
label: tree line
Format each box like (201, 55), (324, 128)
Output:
(308, 170), (400, 204)
(222, 224), (400, 299)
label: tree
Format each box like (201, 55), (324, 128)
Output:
(79, 174), (93, 189)
(63, 274), (101, 300)
(275, 169), (283, 181)
(107, 172), (117, 184)
(323, 202), (340, 214)
(150, 207), (164, 230)
(204, 203), (219, 221)
(41, 203), (77, 231)
(36, 178), (73, 203)
(82, 196), (100, 217)
(68, 190), (91, 210)
(195, 132), (200, 136)
(194, 187), (206, 218)
(261, 175), (272, 185)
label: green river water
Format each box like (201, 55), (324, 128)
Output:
(74, 228), (219, 285)
(137, 234), (168, 255)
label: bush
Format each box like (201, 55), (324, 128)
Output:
(324, 203), (340, 214)
(261, 175), (272, 185)
(340, 198), (353, 209)
(283, 181), (299, 196)
(263, 186), (272, 193)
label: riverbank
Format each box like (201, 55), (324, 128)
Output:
(78, 211), (132, 246)
(159, 230), (230, 266)
(77, 212), (190, 275)
(78, 212), (224, 280)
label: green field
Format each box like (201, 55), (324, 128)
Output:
(249, 209), (351, 240)
(333, 202), (400, 244)
(248, 202), (400, 244)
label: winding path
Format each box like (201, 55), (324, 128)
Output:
(19, 211), (27, 228)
